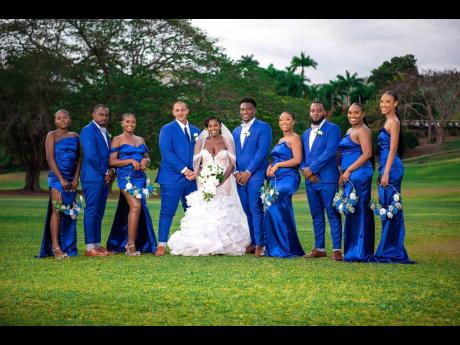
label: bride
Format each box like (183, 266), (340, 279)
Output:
(167, 116), (251, 256)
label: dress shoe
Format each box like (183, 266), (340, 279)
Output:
(255, 246), (265, 257)
(303, 248), (327, 258)
(245, 245), (256, 254)
(331, 250), (343, 261)
(154, 246), (166, 257)
(97, 247), (114, 256)
(85, 249), (107, 257)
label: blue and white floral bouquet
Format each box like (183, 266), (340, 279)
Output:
(370, 184), (402, 221)
(53, 194), (84, 220)
(260, 179), (279, 208)
(124, 175), (159, 200)
(198, 161), (224, 202)
(333, 181), (359, 215)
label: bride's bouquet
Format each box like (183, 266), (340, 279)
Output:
(198, 161), (224, 202)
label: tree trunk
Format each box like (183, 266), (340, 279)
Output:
(24, 163), (42, 192)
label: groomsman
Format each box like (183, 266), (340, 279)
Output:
(80, 104), (115, 257)
(300, 101), (343, 261)
(233, 97), (272, 257)
(154, 101), (201, 256)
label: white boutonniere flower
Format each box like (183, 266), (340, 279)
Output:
(243, 130), (251, 137)
(317, 130), (323, 136)
(193, 132), (199, 141)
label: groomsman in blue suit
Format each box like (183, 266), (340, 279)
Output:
(154, 101), (201, 256)
(233, 97), (272, 257)
(300, 101), (343, 261)
(80, 104), (116, 257)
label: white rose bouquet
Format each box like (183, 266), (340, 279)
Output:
(198, 161), (224, 202)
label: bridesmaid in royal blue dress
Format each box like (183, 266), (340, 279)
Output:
(264, 111), (305, 258)
(338, 103), (375, 262)
(106, 113), (157, 256)
(38, 109), (81, 259)
(373, 91), (415, 264)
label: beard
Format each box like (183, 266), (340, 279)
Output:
(311, 115), (325, 125)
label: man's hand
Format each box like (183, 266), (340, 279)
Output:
(105, 169), (115, 184)
(308, 174), (320, 183)
(301, 167), (313, 179)
(239, 171), (252, 185)
(185, 171), (197, 181)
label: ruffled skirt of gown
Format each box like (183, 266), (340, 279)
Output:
(167, 191), (251, 256)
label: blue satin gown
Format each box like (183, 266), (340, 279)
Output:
(264, 142), (305, 258)
(339, 134), (375, 262)
(38, 136), (79, 258)
(373, 129), (415, 264)
(106, 144), (157, 253)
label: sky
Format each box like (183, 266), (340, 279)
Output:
(191, 19), (460, 85)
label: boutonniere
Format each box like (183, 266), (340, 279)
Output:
(107, 132), (112, 139)
(313, 128), (323, 136)
(243, 130), (251, 137)
(193, 132), (199, 141)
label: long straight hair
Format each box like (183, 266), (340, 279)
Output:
(351, 102), (375, 170)
(383, 91), (405, 157)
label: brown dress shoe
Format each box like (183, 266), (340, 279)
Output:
(97, 247), (114, 255)
(255, 246), (265, 257)
(245, 245), (256, 254)
(85, 249), (107, 257)
(303, 248), (327, 258)
(154, 246), (166, 257)
(331, 250), (343, 261)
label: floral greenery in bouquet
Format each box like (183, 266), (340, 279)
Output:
(260, 179), (279, 208)
(370, 184), (402, 221)
(333, 181), (359, 215)
(124, 175), (160, 200)
(198, 161), (224, 202)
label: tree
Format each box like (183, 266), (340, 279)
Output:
(393, 70), (460, 144)
(290, 52), (317, 97)
(369, 54), (418, 91)
(0, 51), (75, 191)
(336, 70), (363, 107)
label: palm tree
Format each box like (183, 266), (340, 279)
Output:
(290, 52), (318, 97)
(336, 70), (363, 106)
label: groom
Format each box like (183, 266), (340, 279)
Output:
(154, 101), (201, 256)
(300, 101), (343, 261)
(80, 104), (116, 257)
(233, 97), (272, 257)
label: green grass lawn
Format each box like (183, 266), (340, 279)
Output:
(0, 156), (459, 325)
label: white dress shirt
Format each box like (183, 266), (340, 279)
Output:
(93, 120), (109, 149)
(176, 120), (191, 173)
(240, 117), (255, 148)
(309, 118), (326, 150)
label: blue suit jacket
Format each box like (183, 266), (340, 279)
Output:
(233, 119), (272, 181)
(80, 121), (111, 183)
(155, 120), (201, 184)
(300, 120), (341, 184)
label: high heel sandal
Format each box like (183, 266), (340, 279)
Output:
(125, 244), (141, 256)
(52, 247), (69, 260)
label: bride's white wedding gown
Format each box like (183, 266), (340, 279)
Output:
(167, 149), (251, 256)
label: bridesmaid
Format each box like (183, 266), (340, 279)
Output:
(106, 113), (157, 256)
(338, 103), (375, 262)
(38, 109), (80, 259)
(264, 111), (305, 258)
(374, 91), (415, 264)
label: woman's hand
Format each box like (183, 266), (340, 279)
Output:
(60, 178), (70, 191)
(131, 159), (141, 171)
(140, 158), (150, 171)
(340, 170), (350, 185)
(266, 164), (272, 177)
(380, 172), (389, 188)
(71, 179), (79, 191)
(268, 164), (279, 177)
